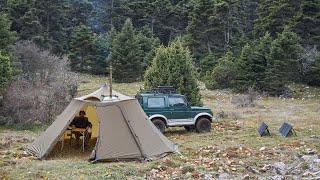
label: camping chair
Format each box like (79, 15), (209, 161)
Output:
(81, 127), (92, 151)
(71, 127), (92, 152)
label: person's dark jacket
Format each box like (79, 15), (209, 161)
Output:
(70, 116), (92, 128)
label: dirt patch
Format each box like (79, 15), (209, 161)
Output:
(0, 170), (7, 179)
(213, 121), (242, 132)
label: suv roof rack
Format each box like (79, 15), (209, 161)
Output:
(155, 86), (176, 94)
(140, 86), (177, 94)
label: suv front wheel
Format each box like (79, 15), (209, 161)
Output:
(152, 119), (166, 134)
(195, 118), (211, 133)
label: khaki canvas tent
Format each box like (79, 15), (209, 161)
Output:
(26, 84), (177, 161)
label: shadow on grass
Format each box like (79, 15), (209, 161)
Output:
(165, 127), (193, 137)
(47, 138), (97, 160)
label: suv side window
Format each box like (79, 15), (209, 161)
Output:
(169, 97), (187, 107)
(147, 97), (165, 108)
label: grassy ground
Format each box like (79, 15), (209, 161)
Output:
(0, 74), (319, 179)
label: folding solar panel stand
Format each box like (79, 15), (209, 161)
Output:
(258, 122), (271, 136)
(279, 122), (296, 137)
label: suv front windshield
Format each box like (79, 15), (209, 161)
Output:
(169, 97), (187, 107)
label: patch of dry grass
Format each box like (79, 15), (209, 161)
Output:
(0, 74), (319, 179)
(77, 74), (142, 96)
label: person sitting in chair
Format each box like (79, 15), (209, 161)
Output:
(69, 111), (92, 146)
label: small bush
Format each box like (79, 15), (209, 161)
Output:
(2, 41), (78, 126)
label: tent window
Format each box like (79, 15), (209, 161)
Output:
(147, 97), (165, 108)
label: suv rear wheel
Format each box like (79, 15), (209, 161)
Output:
(152, 119), (166, 134)
(195, 118), (211, 133)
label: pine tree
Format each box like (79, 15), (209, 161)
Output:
(262, 59), (286, 96)
(7, 0), (71, 54)
(19, 8), (42, 40)
(68, 26), (111, 75)
(68, 25), (95, 72)
(274, 28), (303, 82)
(0, 51), (12, 92)
(186, 0), (221, 60)
(5, 0), (34, 36)
(111, 19), (143, 82)
(65, 0), (94, 28)
(205, 51), (237, 90)
(252, 32), (272, 90)
(234, 44), (255, 92)
(91, 34), (109, 75)
(308, 54), (320, 86)
(38, 0), (93, 53)
(199, 53), (219, 78)
(0, 13), (16, 51)
(234, 33), (272, 92)
(33, 0), (69, 54)
(254, 0), (301, 38)
(88, 0), (109, 33)
(303, 50), (320, 86)
(142, 0), (177, 44)
(136, 26), (160, 71)
(108, 0), (187, 45)
(144, 38), (202, 105)
(186, 0), (248, 69)
(262, 28), (303, 95)
(241, 0), (259, 39)
(293, 0), (320, 48)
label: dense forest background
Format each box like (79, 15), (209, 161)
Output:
(0, 0), (319, 124)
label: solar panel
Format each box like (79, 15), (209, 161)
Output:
(258, 122), (270, 136)
(279, 122), (295, 137)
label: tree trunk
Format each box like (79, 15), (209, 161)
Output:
(110, 0), (114, 28)
(151, 18), (155, 34)
(207, 41), (211, 53)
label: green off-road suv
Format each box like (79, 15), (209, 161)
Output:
(135, 87), (214, 133)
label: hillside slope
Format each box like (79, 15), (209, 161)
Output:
(0, 75), (319, 179)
